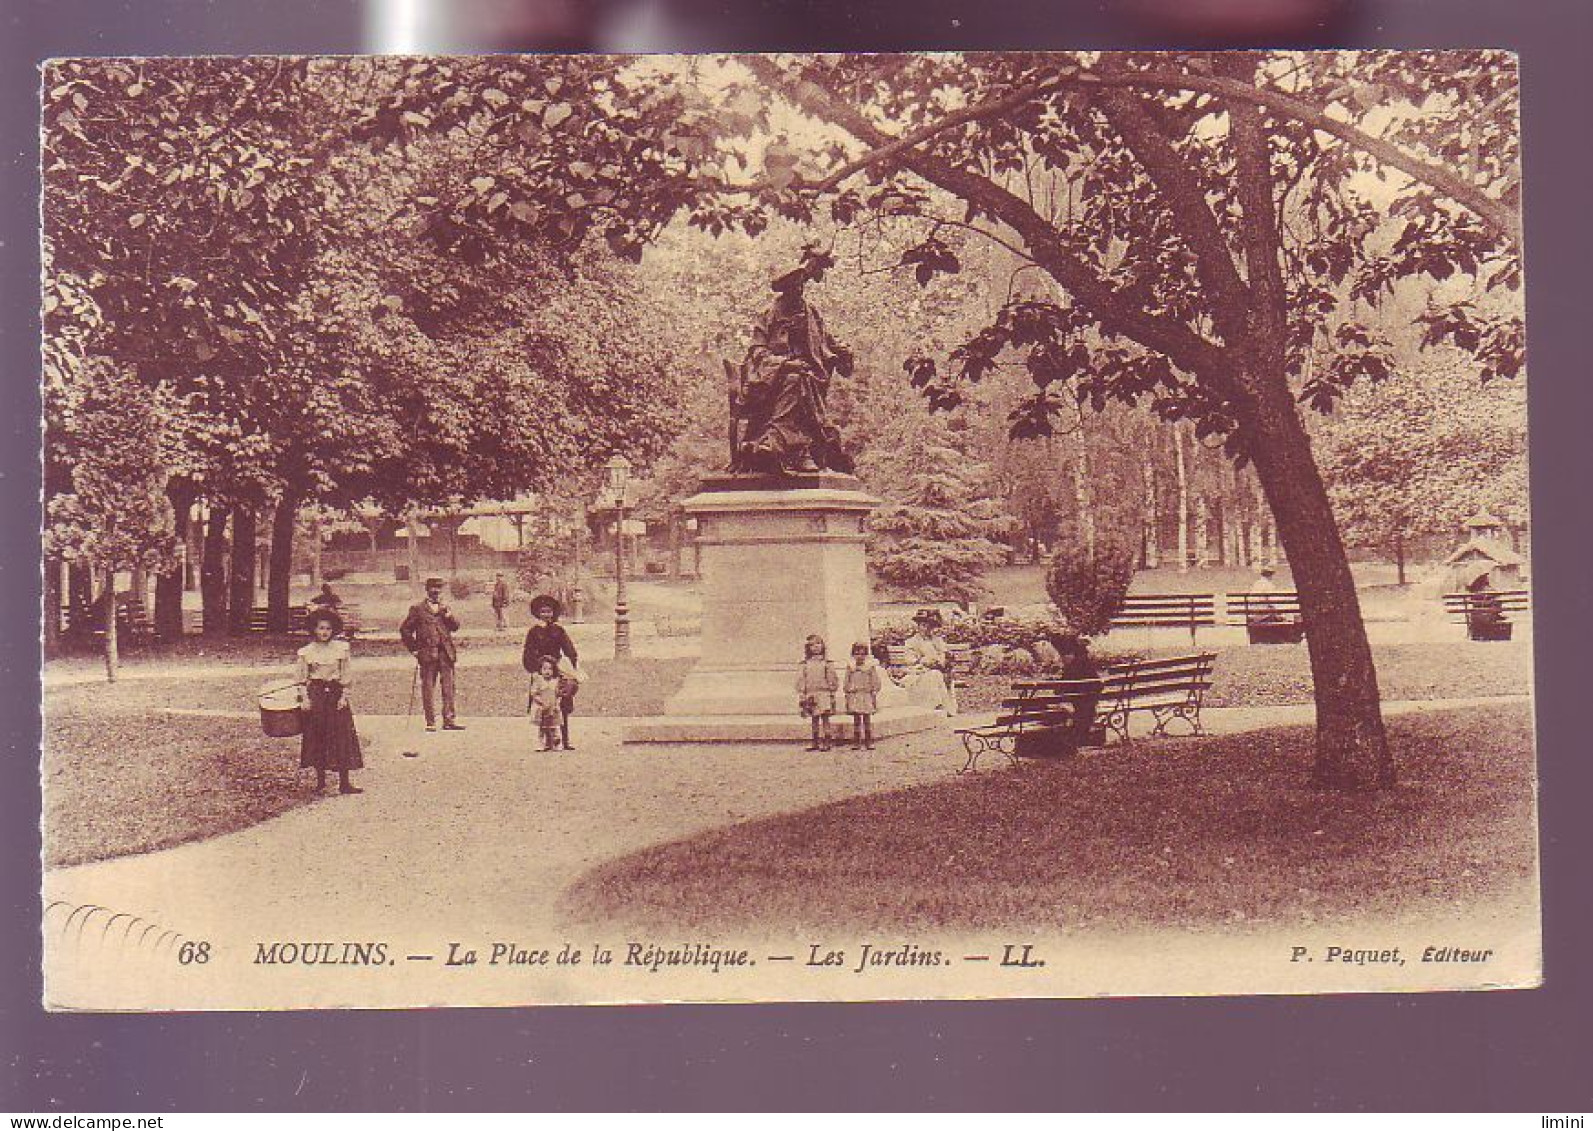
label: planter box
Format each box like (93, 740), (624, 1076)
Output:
(1247, 619), (1306, 645)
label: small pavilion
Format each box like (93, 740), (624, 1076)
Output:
(1443, 511), (1524, 591)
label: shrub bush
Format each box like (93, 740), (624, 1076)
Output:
(321, 567), (349, 582)
(871, 615), (1082, 661)
(449, 577), (474, 600)
(1044, 542), (1136, 637)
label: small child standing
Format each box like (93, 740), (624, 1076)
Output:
(528, 656), (563, 752)
(795, 634), (839, 751)
(843, 641), (882, 750)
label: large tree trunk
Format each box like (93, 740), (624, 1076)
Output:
(201, 504), (231, 636)
(406, 514), (422, 585)
(1245, 378), (1392, 788)
(1223, 60), (1391, 789)
(129, 566), (147, 616)
(1174, 425), (1190, 572)
(267, 491), (301, 633)
(1141, 457), (1159, 568)
(44, 557), (63, 650)
(228, 506), (257, 636)
(184, 516), (201, 591)
(102, 563), (118, 682)
(309, 514), (323, 586)
(1394, 532), (1407, 586)
(155, 486), (193, 640)
(67, 563), (93, 639)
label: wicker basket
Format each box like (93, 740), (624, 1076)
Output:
(258, 683), (304, 738)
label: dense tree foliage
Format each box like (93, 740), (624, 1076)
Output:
(41, 56), (679, 648)
(1317, 355), (1527, 581)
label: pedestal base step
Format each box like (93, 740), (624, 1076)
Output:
(621, 706), (943, 745)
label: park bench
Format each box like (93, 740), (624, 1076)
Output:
(1226, 591), (1306, 644)
(956, 652), (1217, 773)
(245, 602), (363, 638)
(1442, 590), (1529, 641)
(62, 597), (153, 644)
(120, 599), (153, 641)
(885, 641), (974, 687)
(1108, 593), (1217, 642)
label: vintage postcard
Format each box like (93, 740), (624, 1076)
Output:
(39, 50), (1536, 1010)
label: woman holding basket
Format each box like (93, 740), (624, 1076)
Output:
(295, 607), (364, 794)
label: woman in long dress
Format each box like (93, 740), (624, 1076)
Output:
(899, 609), (958, 716)
(296, 608), (364, 794)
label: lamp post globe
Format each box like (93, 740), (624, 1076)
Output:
(604, 454), (631, 497)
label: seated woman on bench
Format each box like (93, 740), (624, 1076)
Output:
(900, 608), (957, 716)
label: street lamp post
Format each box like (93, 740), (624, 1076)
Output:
(605, 455), (631, 658)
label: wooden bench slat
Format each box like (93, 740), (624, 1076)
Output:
(994, 711), (1075, 728)
(1000, 694), (1085, 708)
(1110, 595), (1218, 639)
(1011, 680), (1106, 694)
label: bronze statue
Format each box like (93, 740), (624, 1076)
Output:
(727, 247), (855, 476)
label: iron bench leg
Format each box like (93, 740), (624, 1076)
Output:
(1102, 706), (1132, 744)
(958, 731), (990, 774)
(957, 730), (1018, 773)
(1150, 703), (1205, 738)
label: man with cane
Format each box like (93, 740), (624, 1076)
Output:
(400, 576), (465, 732)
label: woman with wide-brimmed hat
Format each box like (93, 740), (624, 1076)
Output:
(900, 608), (957, 716)
(521, 594), (581, 750)
(294, 607), (364, 794)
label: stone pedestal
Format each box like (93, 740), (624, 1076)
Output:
(623, 477), (940, 743)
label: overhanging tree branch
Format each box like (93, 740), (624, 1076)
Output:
(1086, 67), (1521, 246)
(756, 59), (1521, 248)
(1089, 82), (1253, 347)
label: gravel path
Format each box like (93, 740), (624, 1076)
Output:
(42, 694), (1528, 1009)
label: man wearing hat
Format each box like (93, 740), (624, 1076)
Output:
(522, 594), (580, 749)
(490, 572), (511, 632)
(400, 577), (464, 732)
(1248, 565), (1281, 623)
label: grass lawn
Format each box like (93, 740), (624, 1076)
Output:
(563, 703), (1537, 934)
(43, 707), (325, 868)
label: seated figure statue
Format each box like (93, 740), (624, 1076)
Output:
(728, 246), (855, 476)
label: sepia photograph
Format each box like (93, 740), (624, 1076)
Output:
(38, 49), (1536, 1011)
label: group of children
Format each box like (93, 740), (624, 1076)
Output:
(796, 635), (883, 751)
